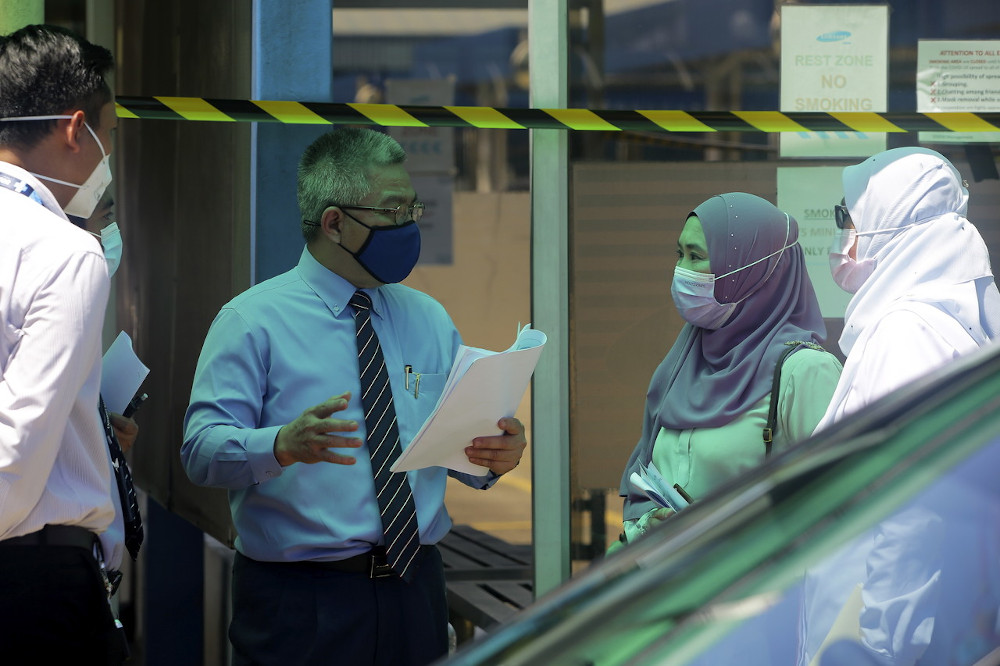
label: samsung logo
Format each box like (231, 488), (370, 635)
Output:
(817, 31), (851, 43)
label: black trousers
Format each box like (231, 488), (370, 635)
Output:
(230, 547), (449, 666)
(0, 544), (126, 665)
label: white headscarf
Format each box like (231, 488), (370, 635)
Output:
(840, 146), (1000, 355)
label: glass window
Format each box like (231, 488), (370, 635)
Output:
(330, 3), (534, 549)
(569, 0), (1000, 571)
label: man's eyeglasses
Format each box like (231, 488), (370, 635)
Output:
(834, 203), (852, 230)
(333, 202), (425, 225)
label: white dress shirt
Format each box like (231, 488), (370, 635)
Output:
(0, 161), (122, 568)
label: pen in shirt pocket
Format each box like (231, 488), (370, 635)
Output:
(404, 364), (421, 398)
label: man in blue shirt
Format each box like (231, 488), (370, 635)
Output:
(182, 127), (527, 666)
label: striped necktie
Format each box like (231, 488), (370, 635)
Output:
(349, 290), (420, 580)
(98, 396), (143, 560)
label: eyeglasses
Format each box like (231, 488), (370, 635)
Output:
(834, 203), (852, 230)
(332, 202), (425, 225)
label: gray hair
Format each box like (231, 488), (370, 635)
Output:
(297, 128), (407, 242)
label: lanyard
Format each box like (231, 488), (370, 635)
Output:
(0, 171), (36, 199)
(2, 171), (97, 235)
(0, 171), (47, 213)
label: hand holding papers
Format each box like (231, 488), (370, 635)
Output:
(101, 331), (150, 415)
(391, 324), (546, 475)
(629, 461), (690, 513)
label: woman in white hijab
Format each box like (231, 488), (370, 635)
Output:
(820, 146), (1000, 427)
(799, 147), (1000, 666)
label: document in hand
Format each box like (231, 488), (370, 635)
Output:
(101, 331), (150, 414)
(390, 324), (547, 475)
(629, 461), (690, 513)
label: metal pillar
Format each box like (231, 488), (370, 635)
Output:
(529, 0), (571, 596)
(251, 0), (334, 283)
(144, 500), (204, 666)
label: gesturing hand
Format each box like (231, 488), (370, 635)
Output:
(273, 393), (362, 467)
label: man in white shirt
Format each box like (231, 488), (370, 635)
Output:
(0, 24), (127, 664)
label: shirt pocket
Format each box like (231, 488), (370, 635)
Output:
(395, 369), (447, 445)
(402, 369), (446, 406)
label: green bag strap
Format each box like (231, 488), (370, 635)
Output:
(763, 340), (826, 458)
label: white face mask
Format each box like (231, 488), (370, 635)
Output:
(829, 228), (875, 293)
(671, 266), (738, 329)
(671, 215), (796, 329)
(0, 115), (112, 219)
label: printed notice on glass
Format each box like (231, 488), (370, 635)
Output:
(780, 4), (889, 158)
(409, 173), (454, 266)
(917, 40), (1000, 144)
(386, 78), (455, 266)
(777, 167), (852, 318)
(385, 78), (455, 175)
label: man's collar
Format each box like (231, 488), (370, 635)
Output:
(0, 161), (67, 219)
(297, 246), (383, 318)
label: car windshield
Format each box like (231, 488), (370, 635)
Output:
(444, 343), (1000, 666)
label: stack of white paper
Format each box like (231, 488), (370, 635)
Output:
(101, 331), (150, 414)
(391, 324), (546, 474)
(629, 461), (690, 512)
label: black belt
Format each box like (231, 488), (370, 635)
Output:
(1, 525), (123, 596)
(242, 545), (434, 579)
(0, 524), (98, 551)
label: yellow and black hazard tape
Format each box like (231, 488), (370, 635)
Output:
(115, 96), (1000, 133)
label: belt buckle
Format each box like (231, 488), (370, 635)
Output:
(369, 552), (396, 579)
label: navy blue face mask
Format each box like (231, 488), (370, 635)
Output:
(342, 211), (422, 284)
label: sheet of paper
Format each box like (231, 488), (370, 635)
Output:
(630, 472), (671, 509)
(917, 39), (1000, 143)
(630, 461), (689, 512)
(101, 331), (150, 414)
(391, 324), (546, 475)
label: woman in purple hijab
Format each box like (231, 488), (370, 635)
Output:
(614, 192), (842, 548)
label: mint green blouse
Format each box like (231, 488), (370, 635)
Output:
(624, 348), (842, 542)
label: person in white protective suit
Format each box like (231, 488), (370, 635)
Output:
(820, 146), (1000, 427)
(798, 146), (1000, 666)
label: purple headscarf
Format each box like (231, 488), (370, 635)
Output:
(619, 192), (826, 517)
